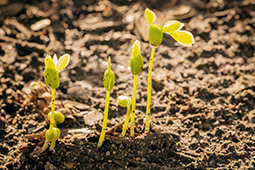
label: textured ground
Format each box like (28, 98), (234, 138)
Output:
(1, 0), (255, 169)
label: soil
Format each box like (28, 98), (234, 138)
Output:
(1, 0), (255, 169)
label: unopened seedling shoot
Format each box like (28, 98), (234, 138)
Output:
(97, 57), (115, 148)
(117, 96), (132, 137)
(129, 40), (144, 137)
(144, 8), (195, 133)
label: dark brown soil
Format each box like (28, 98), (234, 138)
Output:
(1, 0), (255, 169)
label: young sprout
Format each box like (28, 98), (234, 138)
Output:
(97, 57), (115, 148)
(129, 40), (144, 137)
(47, 111), (65, 127)
(144, 8), (195, 133)
(41, 54), (70, 152)
(117, 96), (132, 137)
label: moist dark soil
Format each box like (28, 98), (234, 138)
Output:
(1, 0), (255, 169)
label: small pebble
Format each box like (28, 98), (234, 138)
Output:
(135, 157), (141, 161)
(106, 151), (110, 156)
(31, 19), (51, 31)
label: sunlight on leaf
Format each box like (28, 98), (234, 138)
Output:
(145, 8), (156, 25)
(56, 54), (70, 72)
(168, 30), (195, 47)
(132, 40), (140, 57)
(163, 20), (184, 33)
(117, 96), (132, 107)
(53, 54), (58, 67)
(45, 55), (56, 69)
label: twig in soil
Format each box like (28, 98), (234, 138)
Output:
(106, 119), (125, 134)
(173, 151), (199, 161)
(32, 124), (47, 134)
(0, 35), (46, 51)
(196, 147), (212, 155)
(25, 130), (46, 141)
(46, 27), (56, 51)
(219, 152), (232, 157)
(180, 113), (205, 121)
(105, 114), (142, 136)
(4, 18), (32, 39)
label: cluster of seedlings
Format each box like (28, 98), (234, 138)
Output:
(41, 8), (194, 151)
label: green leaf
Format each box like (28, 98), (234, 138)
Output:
(53, 54), (58, 67)
(163, 20), (184, 33)
(104, 70), (115, 91)
(130, 53), (144, 75)
(131, 40), (140, 58)
(104, 58), (115, 91)
(47, 111), (65, 125)
(168, 30), (195, 47)
(45, 55), (56, 69)
(130, 40), (143, 75)
(117, 96), (132, 107)
(42, 127), (60, 151)
(44, 68), (60, 89)
(148, 24), (163, 46)
(145, 8), (156, 25)
(56, 54), (70, 72)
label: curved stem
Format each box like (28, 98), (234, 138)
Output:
(49, 88), (55, 133)
(130, 75), (138, 137)
(145, 46), (156, 134)
(97, 90), (110, 148)
(119, 103), (131, 137)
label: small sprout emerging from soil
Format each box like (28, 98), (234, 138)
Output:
(47, 111), (65, 127)
(144, 8), (195, 133)
(117, 96), (132, 137)
(97, 57), (115, 148)
(42, 54), (70, 152)
(129, 40), (144, 137)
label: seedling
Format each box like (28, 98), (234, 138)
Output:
(144, 8), (195, 133)
(41, 54), (70, 152)
(117, 96), (132, 137)
(97, 57), (115, 148)
(129, 40), (144, 137)
(47, 111), (65, 127)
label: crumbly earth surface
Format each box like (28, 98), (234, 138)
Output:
(1, 0), (255, 169)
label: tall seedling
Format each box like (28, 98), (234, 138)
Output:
(97, 57), (115, 148)
(117, 40), (143, 137)
(41, 54), (70, 152)
(129, 40), (144, 137)
(144, 8), (195, 133)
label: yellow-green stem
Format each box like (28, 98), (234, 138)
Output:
(97, 90), (110, 148)
(119, 103), (131, 137)
(145, 46), (156, 134)
(49, 88), (55, 133)
(130, 75), (138, 137)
